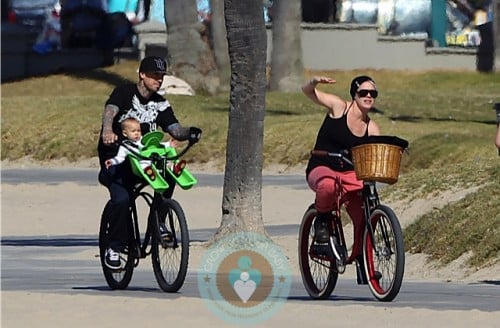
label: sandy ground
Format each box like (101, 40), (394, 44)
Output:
(1, 159), (499, 326)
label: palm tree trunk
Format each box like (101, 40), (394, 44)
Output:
(209, 0), (231, 89)
(494, 0), (500, 72)
(214, 0), (268, 239)
(164, 0), (219, 94)
(269, 0), (304, 92)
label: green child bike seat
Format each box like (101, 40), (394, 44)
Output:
(128, 131), (197, 192)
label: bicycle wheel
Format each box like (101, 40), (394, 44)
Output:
(298, 205), (338, 299)
(151, 198), (189, 292)
(363, 205), (405, 302)
(98, 203), (135, 290)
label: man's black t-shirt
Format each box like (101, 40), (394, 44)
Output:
(97, 84), (178, 164)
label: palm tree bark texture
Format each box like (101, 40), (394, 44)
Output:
(214, 0), (268, 239)
(164, 0), (219, 94)
(269, 0), (304, 92)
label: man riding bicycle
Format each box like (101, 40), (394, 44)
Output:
(97, 56), (201, 270)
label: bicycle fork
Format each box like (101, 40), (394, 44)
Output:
(362, 182), (379, 244)
(327, 214), (348, 273)
(130, 191), (155, 262)
(355, 182), (381, 284)
(359, 182), (396, 284)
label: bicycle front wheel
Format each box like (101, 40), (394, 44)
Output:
(363, 205), (405, 302)
(298, 205), (338, 300)
(98, 203), (135, 290)
(151, 198), (189, 292)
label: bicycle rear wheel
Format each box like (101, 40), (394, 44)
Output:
(298, 205), (338, 299)
(151, 198), (189, 292)
(98, 203), (135, 290)
(363, 205), (405, 302)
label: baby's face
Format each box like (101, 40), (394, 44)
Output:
(123, 122), (142, 141)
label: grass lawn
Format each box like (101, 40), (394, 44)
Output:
(2, 60), (499, 268)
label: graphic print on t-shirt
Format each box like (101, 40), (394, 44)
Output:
(118, 95), (170, 132)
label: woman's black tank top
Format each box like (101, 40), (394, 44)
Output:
(306, 106), (370, 175)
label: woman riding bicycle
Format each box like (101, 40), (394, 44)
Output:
(302, 75), (380, 258)
(98, 56), (201, 270)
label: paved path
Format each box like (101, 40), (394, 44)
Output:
(0, 168), (307, 188)
(2, 243), (500, 311)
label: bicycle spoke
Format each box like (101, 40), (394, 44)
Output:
(364, 206), (404, 302)
(299, 206), (338, 299)
(151, 199), (189, 292)
(99, 207), (135, 290)
(377, 218), (395, 257)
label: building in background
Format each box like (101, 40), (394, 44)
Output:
(337, 0), (482, 47)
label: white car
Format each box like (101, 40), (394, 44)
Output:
(6, 0), (60, 35)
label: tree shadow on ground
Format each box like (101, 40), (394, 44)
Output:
(62, 67), (134, 88)
(386, 114), (496, 125)
(477, 280), (500, 286)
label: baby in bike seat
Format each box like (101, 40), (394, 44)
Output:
(104, 117), (175, 173)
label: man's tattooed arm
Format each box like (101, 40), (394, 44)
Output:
(101, 104), (119, 144)
(166, 123), (191, 141)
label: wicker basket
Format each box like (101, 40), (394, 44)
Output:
(351, 143), (404, 184)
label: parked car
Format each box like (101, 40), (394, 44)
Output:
(6, 0), (60, 35)
(60, 0), (134, 50)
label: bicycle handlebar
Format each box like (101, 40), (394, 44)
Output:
(123, 140), (195, 162)
(310, 150), (354, 167)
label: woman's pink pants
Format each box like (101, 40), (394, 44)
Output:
(307, 166), (365, 262)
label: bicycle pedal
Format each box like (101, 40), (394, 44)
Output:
(161, 235), (176, 248)
(336, 261), (346, 274)
(162, 236), (174, 244)
(310, 244), (334, 260)
(109, 265), (124, 273)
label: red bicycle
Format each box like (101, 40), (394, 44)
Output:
(298, 139), (407, 302)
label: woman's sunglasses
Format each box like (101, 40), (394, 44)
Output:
(357, 89), (378, 98)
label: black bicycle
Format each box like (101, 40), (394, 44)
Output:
(99, 131), (199, 292)
(299, 138), (408, 302)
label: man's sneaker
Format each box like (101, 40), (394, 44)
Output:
(313, 216), (330, 243)
(105, 248), (121, 270)
(159, 223), (173, 242)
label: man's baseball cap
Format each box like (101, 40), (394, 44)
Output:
(139, 56), (167, 74)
